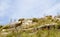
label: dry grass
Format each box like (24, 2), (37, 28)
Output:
(0, 28), (60, 37)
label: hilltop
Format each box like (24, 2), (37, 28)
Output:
(0, 15), (60, 37)
(1, 15), (60, 29)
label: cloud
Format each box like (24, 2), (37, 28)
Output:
(10, 0), (57, 19)
(43, 3), (60, 15)
(0, 0), (12, 17)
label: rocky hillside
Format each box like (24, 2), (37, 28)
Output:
(0, 15), (60, 30)
(0, 15), (60, 37)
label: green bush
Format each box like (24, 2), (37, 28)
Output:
(32, 18), (38, 22)
(0, 25), (2, 28)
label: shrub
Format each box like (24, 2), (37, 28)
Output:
(0, 25), (2, 28)
(32, 18), (38, 22)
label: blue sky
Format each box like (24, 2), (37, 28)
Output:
(0, 0), (60, 24)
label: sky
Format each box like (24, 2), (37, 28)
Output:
(0, 0), (60, 24)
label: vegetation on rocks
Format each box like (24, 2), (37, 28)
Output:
(0, 15), (60, 37)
